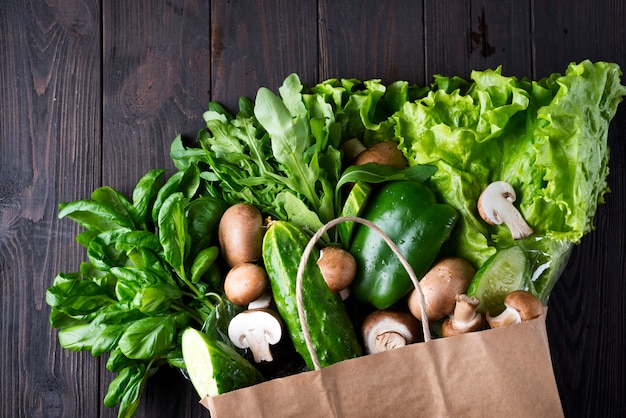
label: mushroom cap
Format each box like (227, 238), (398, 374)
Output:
(477, 181), (533, 239)
(486, 290), (544, 328)
(503, 290), (544, 320)
(361, 309), (422, 354)
(477, 181), (516, 226)
(224, 263), (268, 306)
(317, 246), (357, 292)
(227, 309), (283, 363)
(354, 141), (408, 169)
(408, 257), (475, 321)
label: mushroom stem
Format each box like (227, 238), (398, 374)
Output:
(486, 290), (544, 328)
(228, 309), (283, 363)
(441, 294), (488, 337)
(478, 181), (533, 240)
(452, 294), (481, 323)
(486, 307), (521, 328)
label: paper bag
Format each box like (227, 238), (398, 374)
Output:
(202, 312), (562, 417)
(201, 217), (563, 417)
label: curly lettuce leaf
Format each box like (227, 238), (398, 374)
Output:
(394, 60), (625, 302)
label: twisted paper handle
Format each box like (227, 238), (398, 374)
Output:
(295, 216), (431, 371)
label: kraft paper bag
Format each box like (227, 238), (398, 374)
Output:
(202, 309), (562, 417)
(200, 217), (564, 417)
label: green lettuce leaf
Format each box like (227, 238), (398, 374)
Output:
(393, 60), (625, 302)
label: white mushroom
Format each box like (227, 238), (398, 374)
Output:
(441, 294), (488, 337)
(477, 181), (533, 240)
(228, 309), (282, 363)
(486, 290), (544, 328)
(361, 310), (422, 354)
(247, 290), (273, 309)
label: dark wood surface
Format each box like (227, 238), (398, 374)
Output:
(2, 1), (624, 417)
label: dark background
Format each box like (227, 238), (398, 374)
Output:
(1, 1), (624, 417)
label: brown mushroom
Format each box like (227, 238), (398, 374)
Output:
(218, 203), (265, 267)
(441, 294), (489, 337)
(361, 309), (422, 354)
(317, 246), (357, 293)
(224, 263), (268, 306)
(340, 137), (368, 161)
(486, 290), (544, 328)
(227, 309), (283, 363)
(354, 141), (408, 169)
(408, 257), (475, 322)
(477, 181), (533, 240)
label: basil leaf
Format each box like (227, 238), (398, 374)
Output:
(190, 246), (219, 283)
(118, 315), (178, 359)
(157, 193), (190, 271)
(104, 366), (135, 408)
(46, 280), (115, 317)
(58, 323), (105, 351)
(106, 347), (133, 373)
(132, 283), (182, 314)
(58, 200), (135, 231)
(131, 168), (165, 224)
(117, 365), (147, 418)
(186, 196), (227, 254)
(92, 323), (128, 356)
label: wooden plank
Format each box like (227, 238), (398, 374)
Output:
(318, 0), (425, 85)
(102, 0), (210, 195)
(101, 1), (210, 417)
(424, 0), (532, 81)
(534, 2), (626, 416)
(0, 1), (103, 417)
(210, 0), (318, 112)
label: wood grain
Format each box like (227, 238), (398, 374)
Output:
(2, 0), (625, 417)
(210, 1), (318, 112)
(102, 0), (210, 196)
(1, 1), (102, 417)
(318, 0), (425, 84)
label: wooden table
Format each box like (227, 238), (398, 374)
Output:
(2, 1), (624, 417)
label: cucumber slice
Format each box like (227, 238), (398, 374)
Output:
(467, 246), (529, 315)
(181, 328), (264, 398)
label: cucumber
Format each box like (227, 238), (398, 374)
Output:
(467, 246), (529, 315)
(181, 328), (264, 398)
(262, 220), (362, 370)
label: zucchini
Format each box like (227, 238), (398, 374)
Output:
(181, 328), (264, 398)
(262, 220), (362, 370)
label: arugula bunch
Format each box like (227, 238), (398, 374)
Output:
(46, 168), (238, 417)
(171, 74), (434, 237)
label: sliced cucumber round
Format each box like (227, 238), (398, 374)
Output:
(467, 246), (529, 315)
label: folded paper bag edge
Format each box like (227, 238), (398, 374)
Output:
(200, 311), (563, 418)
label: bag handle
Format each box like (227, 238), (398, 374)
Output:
(296, 216), (432, 371)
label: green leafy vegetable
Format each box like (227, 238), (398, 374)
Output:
(391, 60), (626, 301)
(47, 169), (238, 418)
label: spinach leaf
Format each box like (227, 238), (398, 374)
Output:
(157, 193), (190, 274)
(118, 314), (183, 359)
